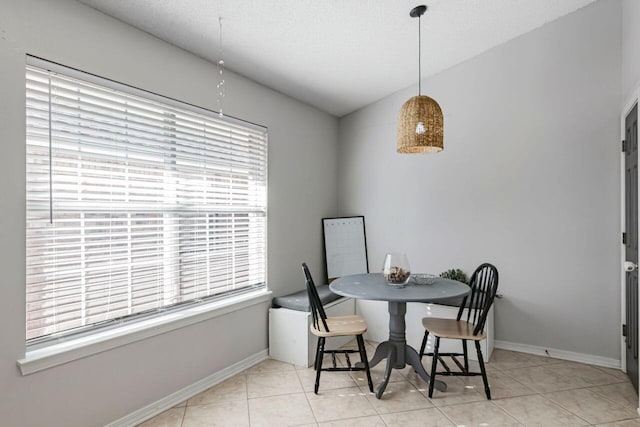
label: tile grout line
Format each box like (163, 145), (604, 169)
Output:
(488, 399), (522, 424)
(513, 358), (635, 423)
(495, 393), (591, 426)
(245, 370), (251, 427)
(140, 349), (639, 426)
(498, 363), (594, 394)
(294, 365), (320, 426)
(365, 375), (468, 424)
(489, 366), (540, 393)
(540, 386), (634, 425)
(432, 405), (461, 427)
(179, 404), (187, 427)
(587, 382), (640, 409)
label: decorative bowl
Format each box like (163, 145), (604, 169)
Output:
(412, 273), (437, 285)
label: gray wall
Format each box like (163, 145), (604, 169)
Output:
(623, 0), (640, 101)
(0, 0), (338, 425)
(338, 0), (622, 360)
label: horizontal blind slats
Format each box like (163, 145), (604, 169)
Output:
(25, 64), (268, 342)
(27, 69), (265, 138)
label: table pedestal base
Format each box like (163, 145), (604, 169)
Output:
(361, 301), (447, 398)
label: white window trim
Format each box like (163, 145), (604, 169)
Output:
(22, 56), (269, 363)
(18, 289), (271, 375)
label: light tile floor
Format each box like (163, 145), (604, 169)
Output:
(138, 342), (639, 427)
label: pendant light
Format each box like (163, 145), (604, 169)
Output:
(397, 5), (443, 154)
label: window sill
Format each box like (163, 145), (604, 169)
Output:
(17, 289), (272, 376)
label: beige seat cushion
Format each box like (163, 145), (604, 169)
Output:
(310, 315), (368, 337)
(422, 317), (485, 341)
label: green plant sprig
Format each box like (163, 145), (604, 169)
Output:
(439, 268), (468, 284)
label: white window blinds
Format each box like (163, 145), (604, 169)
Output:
(25, 61), (267, 342)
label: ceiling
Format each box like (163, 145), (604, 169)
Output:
(76, 0), (596, 117)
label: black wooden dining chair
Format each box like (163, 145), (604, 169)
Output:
(302, 263), (374, 394)
(418, 263), (499, 399)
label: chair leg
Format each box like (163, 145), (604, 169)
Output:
(428, 336), (440, 398)
(314, 337), (322, 371)
(475, 340), (491, 400)
(419, 331), (429, 359)
(356, 334), (374, 393)
(314, 337), (325, 394)
(462, 339), (469, 373)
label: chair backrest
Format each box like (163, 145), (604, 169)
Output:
(456, 263), (499, 336)
(302, 263), (330, 332)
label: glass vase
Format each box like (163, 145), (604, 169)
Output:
(382, 253), (411, 288)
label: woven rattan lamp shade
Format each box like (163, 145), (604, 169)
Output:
(397, 95), (443, 153)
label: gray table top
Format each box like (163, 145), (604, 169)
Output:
(330, 273), (470, 303)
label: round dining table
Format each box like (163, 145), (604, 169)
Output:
(330, 273), (470, 398)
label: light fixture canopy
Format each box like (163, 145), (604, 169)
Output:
(397, 5), (444, 154)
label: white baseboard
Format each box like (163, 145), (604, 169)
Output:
(106, 349), (269, 427)
(494, 340), (621, 369)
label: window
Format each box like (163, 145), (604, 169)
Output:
(25, 59), (267, 343)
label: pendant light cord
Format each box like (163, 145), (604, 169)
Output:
(217, 16), (225, 117)
(418, 14), (422, 96)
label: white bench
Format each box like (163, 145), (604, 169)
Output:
(268, 291), (356, 367)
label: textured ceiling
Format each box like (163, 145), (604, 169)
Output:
(76, 0), (596, 117)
